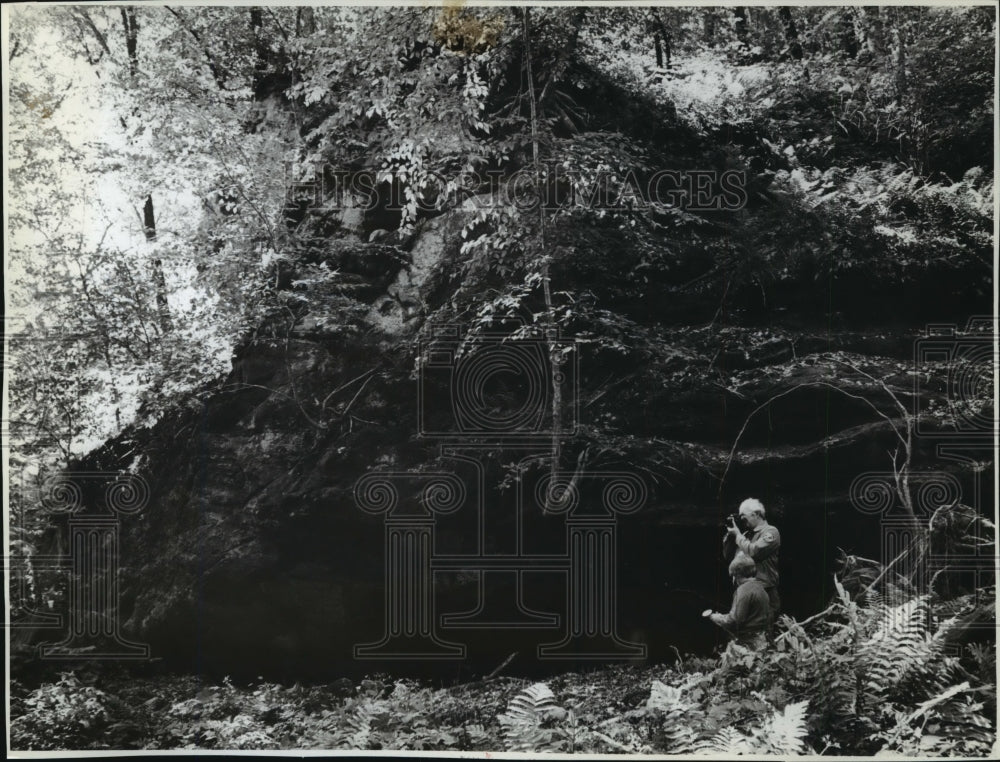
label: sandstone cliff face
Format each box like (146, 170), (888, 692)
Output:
(55, 65), (993, 680)
(71, 240), (991, 679)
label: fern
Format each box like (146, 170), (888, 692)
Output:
(645, 680), (697, 753)
(920, 694), (995, 755)
(859, 596), (941, 699)
(325, 701), (377, 749)
(862, 585), (884, 615)
(776, 611), (856, 721)
(753, 700), (809, 754)
(500, 682), (559, 724)
(690, 725), (752, 755)
(688, 700), (808, 755)
(878, 682), (995, 756)
(497, 682), (566, 753)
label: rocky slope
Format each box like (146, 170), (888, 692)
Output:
(36, 55), (994, 681)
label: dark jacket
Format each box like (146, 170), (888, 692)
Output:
(711, 577), (771, 647)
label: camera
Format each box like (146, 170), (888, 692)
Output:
(914, 318), (995, 439)
(721, 513), (741, 530)
(417, 322), (579, 438)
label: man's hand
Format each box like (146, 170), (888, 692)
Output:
(726, 516), (739, 536)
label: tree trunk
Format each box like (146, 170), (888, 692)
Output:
(118, 11), (172, 336)
(733, 7), (749, 46)
(250, 7), (270, 97)
(862, 7), (885, 57)
(702, 11), (717, 45)
(164, 7), (227, 89)
(295, 7), (316, 37)
(838, 9), (859, 59)
(143, 195), (172, 334)
(651, 9), (671, 68)
(523, 8), (589, 512)
(778, 7), (803, 60)
(888, 8), (908, 95)
(120, 7), (139, 77)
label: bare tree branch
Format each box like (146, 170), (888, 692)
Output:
(71, 8), (112, 56)
(718, 357), (917, 525)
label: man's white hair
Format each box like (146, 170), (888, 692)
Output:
(729, 553), (757, 580)
(739, 497), (766, 517)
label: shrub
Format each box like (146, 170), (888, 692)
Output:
(10, 672), (111, 750)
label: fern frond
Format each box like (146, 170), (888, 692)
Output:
(879, 684), (996, 756)
(755, 700), (809, 754)
(863, 585), (884, 613)
(859, 595), (939, 698)
(498, 682), (565, 753)
(645, 680), (689, 713)
(501, 682), (558, 724)
(590, 729), (645, 753)
(815, 665), (858, 718)
(870, 595), (929, 642)
(344, 703), (374, 749)
(925, 695), (995, 752)
(645, 680), (697, 753)
(906, 680), (973, 722)
(691, 726), (751, 755)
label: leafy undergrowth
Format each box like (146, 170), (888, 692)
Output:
(10, 584), (996, 755)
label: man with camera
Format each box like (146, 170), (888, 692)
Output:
(703, 555), (770, 651)
(723, 497), (781, 623)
